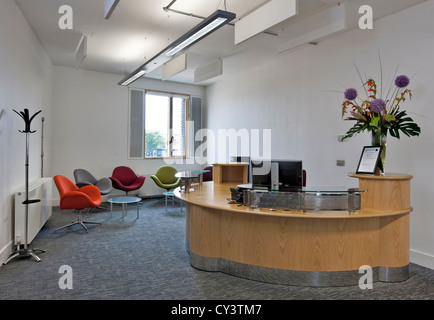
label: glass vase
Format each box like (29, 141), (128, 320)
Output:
(371, 130), (387, 175)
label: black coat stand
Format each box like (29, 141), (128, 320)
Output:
(4, 109), (45, 264)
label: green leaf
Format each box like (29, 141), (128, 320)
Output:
(341, 102), (347, 118)
(387, 110), (421, 139)
(384, 114), (396, 122)
(370, 116), (380, 128)
(342, 123), (367, 140)
(390, 129), (401, 140)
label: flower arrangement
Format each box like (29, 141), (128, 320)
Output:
(341, 74), (420, 139)
(340, 67), (421, 173)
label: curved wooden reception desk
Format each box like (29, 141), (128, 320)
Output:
(174, 173), (412, 287)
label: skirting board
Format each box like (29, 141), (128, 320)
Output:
(410, 249), (434, 270)
(0, 241), (13, 266)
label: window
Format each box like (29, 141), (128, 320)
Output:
(128, 89), (193, 159)
(144, 91), (188, 158)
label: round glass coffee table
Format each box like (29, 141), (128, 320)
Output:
(108, 196), (141, 221)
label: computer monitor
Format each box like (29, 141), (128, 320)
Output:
(251, 159), (302, 190)
(276, 160), (303, 190)
(251, 159), (271, 188)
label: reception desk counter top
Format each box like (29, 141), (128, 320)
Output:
(175, 181), (411, 219)
(174, 174), (412, 287)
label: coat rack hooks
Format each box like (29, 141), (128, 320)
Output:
(4, 108), (45, 264)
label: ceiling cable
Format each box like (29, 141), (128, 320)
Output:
(144, 37), (147, 61)
(162, 0), (277, 36)
(163, 0), (178, 12)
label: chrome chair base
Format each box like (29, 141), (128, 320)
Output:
(3, 247), (45, 264)
(55, 211), (101, 233)
(88, 205), (110, 213)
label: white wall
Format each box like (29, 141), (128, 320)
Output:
(51, 66), (206, 200)
(0, 0), (53, 263)
(206, 1), (434, 269)
(1, 0), (432, 270)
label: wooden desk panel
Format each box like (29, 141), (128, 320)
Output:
(212, 163), (248, 184)
(348, 173), (412, 211)
(177, 174), (412, 286)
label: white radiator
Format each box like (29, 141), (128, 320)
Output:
(138, 173), (165, 198)
(14, 177), (52, 245)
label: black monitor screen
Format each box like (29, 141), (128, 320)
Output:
(251, 159), (302, 190)
(276, 160), (303, 190)
(251, 159), (271, 188)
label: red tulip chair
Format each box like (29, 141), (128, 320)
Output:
(54, 175), (102, 232)
(109, 166), (146, 195)
(202, 166), (213, 182)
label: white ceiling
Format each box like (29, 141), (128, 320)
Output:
(15, 0), (427, 86)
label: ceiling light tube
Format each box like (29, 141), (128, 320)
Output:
(165, 16), (229, 57)
(120, 69), (146, 86)
(118, 9), (235, 86)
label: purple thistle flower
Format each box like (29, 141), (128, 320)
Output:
(344, 88), (358, 100)
(395, 75), (410, 88)
(370, 99), (386, 113)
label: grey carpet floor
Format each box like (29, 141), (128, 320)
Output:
(0, 198), (433, 301)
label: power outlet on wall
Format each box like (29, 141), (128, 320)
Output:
(336, 160), (345, 167)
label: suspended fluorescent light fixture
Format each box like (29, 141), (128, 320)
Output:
(165, 17), (229, 57)
(118, 9), (236, 86)
(120, 69), (146, 86)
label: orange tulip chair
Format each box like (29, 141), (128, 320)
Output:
(54, 175), (102, 232)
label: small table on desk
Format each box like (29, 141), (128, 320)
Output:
(175, 170), (209, 193)
(108, 196), (141, 221)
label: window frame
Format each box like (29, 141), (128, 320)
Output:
(128, 88), (191, 160)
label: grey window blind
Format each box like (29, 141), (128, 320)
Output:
(191, 96), (202, 156)
(129, 89), (144, 158)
